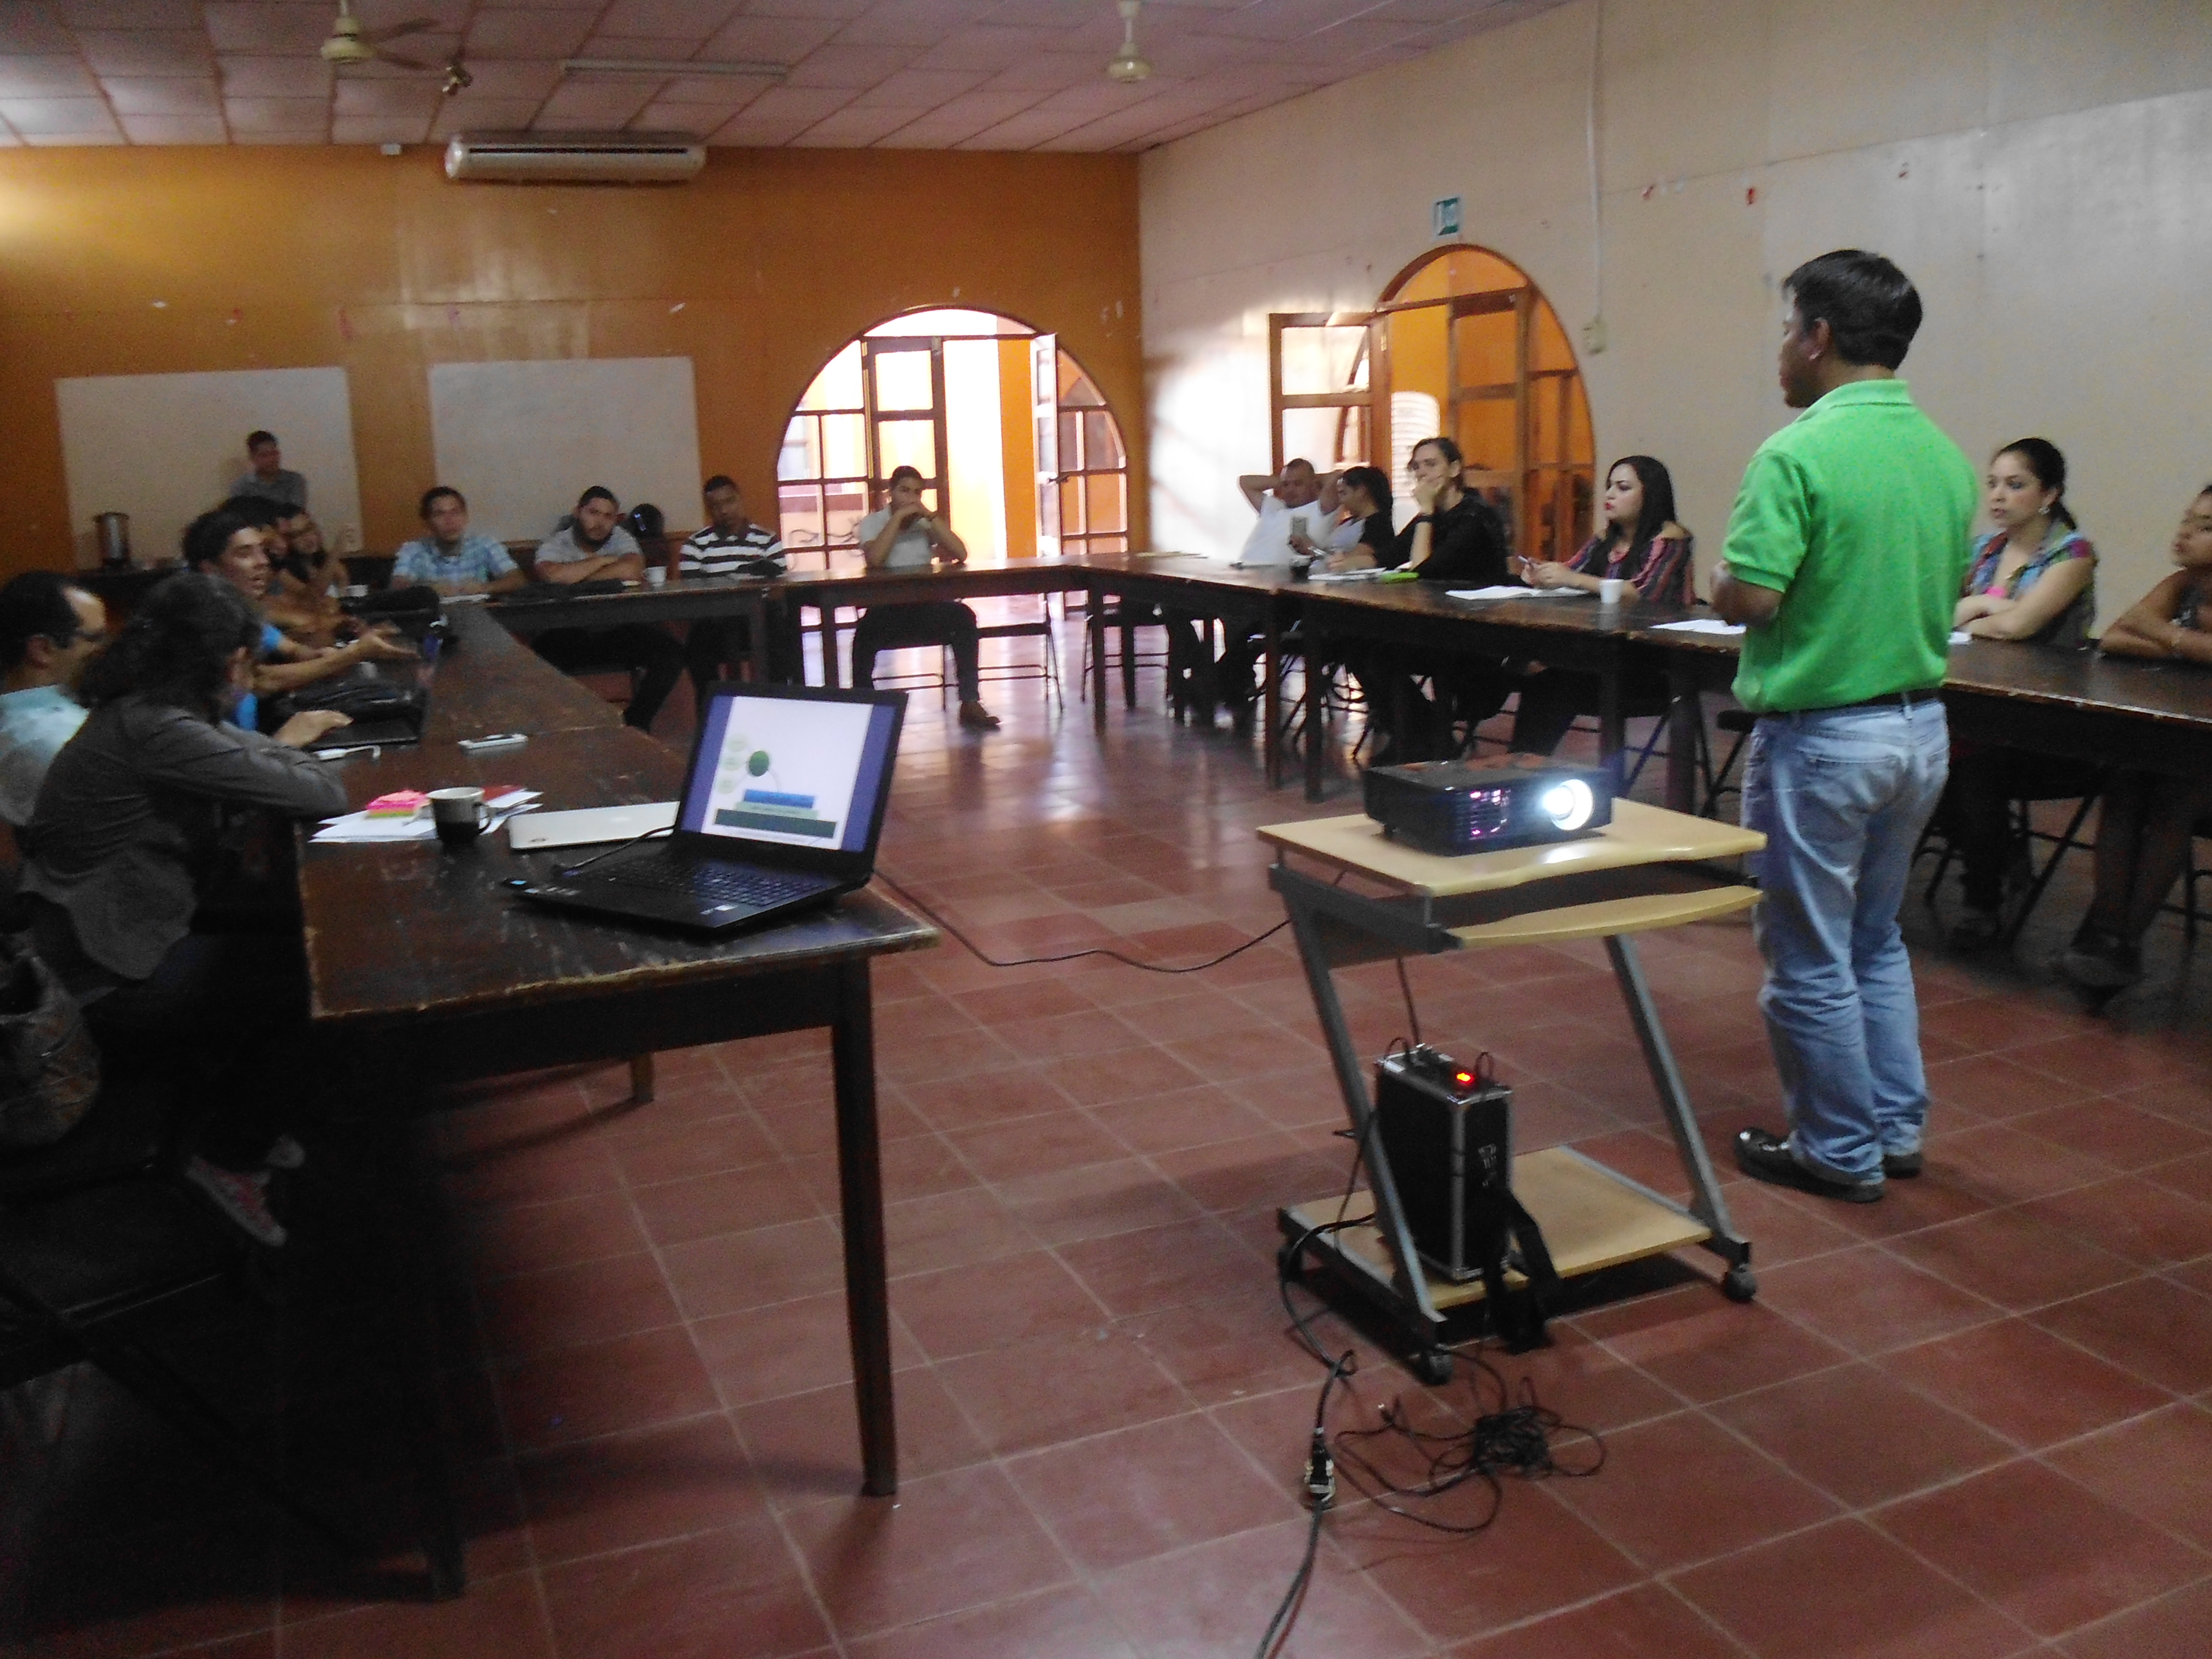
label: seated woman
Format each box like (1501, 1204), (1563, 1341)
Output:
(1932, 438), (2103, 949)
(1507, 454), (1694, 755)
(183, 506), (413, 732)
(2057, 485), (2212, 992)
(1350, 438), (1515, 764)
(1319, 466), (1397, 571)
(19, 574), (353, 1246)
(851, 467), (998, 732)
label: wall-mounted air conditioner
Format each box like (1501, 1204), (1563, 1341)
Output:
(443, 132), (706, 184)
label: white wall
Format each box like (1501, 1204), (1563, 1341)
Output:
(1141, 0), (2212, 620)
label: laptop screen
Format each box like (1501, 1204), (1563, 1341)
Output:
(679, 688), (899, 854)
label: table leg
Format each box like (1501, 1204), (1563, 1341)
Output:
(1605, 935), (1751, 1279)
(746, 593), (770, 684)
(770, 596), (806, 687)
(819, 605), (843, 690)
(1664, 654), (1702, 815)
(1305, 631), (1327, 803)
(1598, 657), (1626, 791)
(1263, 605), (1282, 790)
(1090, 593), (1108, 733)
(830, 957), (898, 1496)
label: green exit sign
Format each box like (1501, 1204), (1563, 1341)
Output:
(1432, 196), (1461, 239)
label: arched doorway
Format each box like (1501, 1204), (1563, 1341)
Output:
(1266, 246), (1595, 564)
(776, 308), (1130, 568)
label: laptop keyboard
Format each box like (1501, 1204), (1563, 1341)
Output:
(607, 855), (833, 909)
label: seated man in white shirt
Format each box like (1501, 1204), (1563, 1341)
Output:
(1213, 457), (1362, 715)
(0, 572), (106, 828)
(529, 485), (686, 732)
(681, 474), (787, 706)
(851, 467), (999, 732)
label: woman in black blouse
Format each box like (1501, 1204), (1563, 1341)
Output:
(1396, 437), (1511, 584)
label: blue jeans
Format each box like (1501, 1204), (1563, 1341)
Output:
(1742, 700), (1949, 1185)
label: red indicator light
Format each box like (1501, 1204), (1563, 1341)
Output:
(1454, 1071), (1474, 1086)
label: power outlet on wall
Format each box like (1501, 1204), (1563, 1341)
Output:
(1581, 317), (1608, 355)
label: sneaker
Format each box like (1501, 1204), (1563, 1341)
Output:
(264, 1134), (307, 1172)
(1946, 907), (2004, 951)
(185, 1156), (289, 1248)
(2061, 925), (2141, 991)
(1733, 1128), (1883, 1204)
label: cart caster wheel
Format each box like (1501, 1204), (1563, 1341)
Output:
(1415, 1348), (1454, 1385)
(1722, 1264), (1758, 1303)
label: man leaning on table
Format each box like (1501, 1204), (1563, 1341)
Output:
(1711, 249), (1976, 1204)
(393, 487), (527, 597)
(530, 485), (686, 733)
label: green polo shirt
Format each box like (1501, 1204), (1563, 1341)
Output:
(1722, 379), (1976, 714)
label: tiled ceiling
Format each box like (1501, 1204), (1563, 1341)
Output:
(0, 0), (1561, 154)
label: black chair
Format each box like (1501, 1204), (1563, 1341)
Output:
(972, 596), (1061, 708)
(0, 1081), (367, 1563)
(1917, 783), (2102, 945)
(2166, 813), (2212, 944)
(1081, 598), (1173, 710)
(1703, 706), (1758, 818)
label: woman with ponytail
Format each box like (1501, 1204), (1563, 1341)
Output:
(1937, 438), (2102, 949)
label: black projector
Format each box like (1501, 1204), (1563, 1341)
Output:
(1363, 754), (1612, 856)
(1372, 1046), (1513, 1283)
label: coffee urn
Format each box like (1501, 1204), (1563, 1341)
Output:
(94, 512), (130, 569)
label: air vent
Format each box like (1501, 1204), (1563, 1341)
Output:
(444, 132), (706, 184)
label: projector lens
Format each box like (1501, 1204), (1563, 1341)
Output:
(1540, 779), (1594, 831)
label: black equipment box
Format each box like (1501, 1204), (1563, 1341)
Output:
(1362, 754), (1612, 856)
(1372, 1046), (1513, 1283)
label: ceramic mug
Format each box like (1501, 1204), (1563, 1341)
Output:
(429, 786), (492, 848)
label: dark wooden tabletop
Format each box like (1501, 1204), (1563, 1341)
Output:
(412, 601), (624, 744)
(484, 576), (773, 636)
(773, 558), (1095, 607)
(299, 726), (935, 1026)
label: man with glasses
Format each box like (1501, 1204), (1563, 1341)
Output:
(0, 572), (108, 825)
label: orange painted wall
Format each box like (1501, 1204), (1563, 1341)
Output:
(0, 144), (1142, 577)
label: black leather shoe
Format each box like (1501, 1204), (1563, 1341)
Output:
(1882, 1150), (1923, 1178)
(1733, 1128), (1883, 1203)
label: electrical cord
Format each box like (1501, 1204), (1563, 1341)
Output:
(875, 869), (1290, 974)
(553, 824), (674, 877)
(1254, 1351), (1353, 1659)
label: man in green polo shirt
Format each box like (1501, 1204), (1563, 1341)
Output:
(1711, 249), (1977, 1202)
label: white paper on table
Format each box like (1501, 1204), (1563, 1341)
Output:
(312, 789), (540, 844)
(1446, 586), (1586, 601)
(442, 591), (491, 604)
(1305, 567), (1394, 583)
(1948, 630), (1974, 645)
(1649, 619), (1746, 636)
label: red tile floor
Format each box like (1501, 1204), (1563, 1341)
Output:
(5, 609), (2211, 1658)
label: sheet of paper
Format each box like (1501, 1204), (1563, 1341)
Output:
(311, 789), (539, 844)
(1446, 586), (1583, 601)
(1649, 619), (1746, 636)
(1949, 630), (1974, 645)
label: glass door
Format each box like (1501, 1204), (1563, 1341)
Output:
(1269, 312), (1381, 475)
(1030, 333), (1059, 557)
(863, 337), (947, 516)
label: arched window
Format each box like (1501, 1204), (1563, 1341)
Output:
(1267, 246), (1596, 564)
(777, 309), (1129, 567)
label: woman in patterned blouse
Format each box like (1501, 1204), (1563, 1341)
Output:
(1507, 455), (1692, 755)
(1936, 439), (2102, 950)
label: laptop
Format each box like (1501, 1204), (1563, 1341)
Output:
(514, 680), (906, 934)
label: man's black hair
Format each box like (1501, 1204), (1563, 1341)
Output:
(703, 475), (738, 495)
(245, 430), (278, 451)
(0, 571), (90, 673)
(217, 494), (284, 529)
(1784, 249), (1923, 370)
(577, 485), (618, 511)
(420, 485), (465, 518)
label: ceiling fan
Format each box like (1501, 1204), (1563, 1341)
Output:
(319, 0), (473, 94)
(1106, 0), (1151, 83)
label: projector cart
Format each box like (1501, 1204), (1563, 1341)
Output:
(1259, 800), (1760, 1383)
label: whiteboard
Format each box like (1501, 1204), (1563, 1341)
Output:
(428, 358), (703, 544)
(55, 367), (361, 570)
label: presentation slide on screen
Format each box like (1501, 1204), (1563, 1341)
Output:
(692, 699), (879, 851)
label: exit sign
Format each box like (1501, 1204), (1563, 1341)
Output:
(1432, 196), (1461, 239)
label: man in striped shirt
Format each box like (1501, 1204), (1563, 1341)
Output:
(681, 476), (786, 707)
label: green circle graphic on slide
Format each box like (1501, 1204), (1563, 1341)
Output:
(748, 749), (771, 776)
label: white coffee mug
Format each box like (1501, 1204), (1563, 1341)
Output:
(644, 565), (668, 588)
(428, 786), (492, 847)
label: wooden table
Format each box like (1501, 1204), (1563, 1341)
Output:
(1260, 801), (1763, 1374)
(1072, 553), (1300, 787)
(770, 557), (1094, 692)
(1629, 618), (2212, 814)
(1295, 582), (1648, 800)
(295, 617), (937, 1591)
